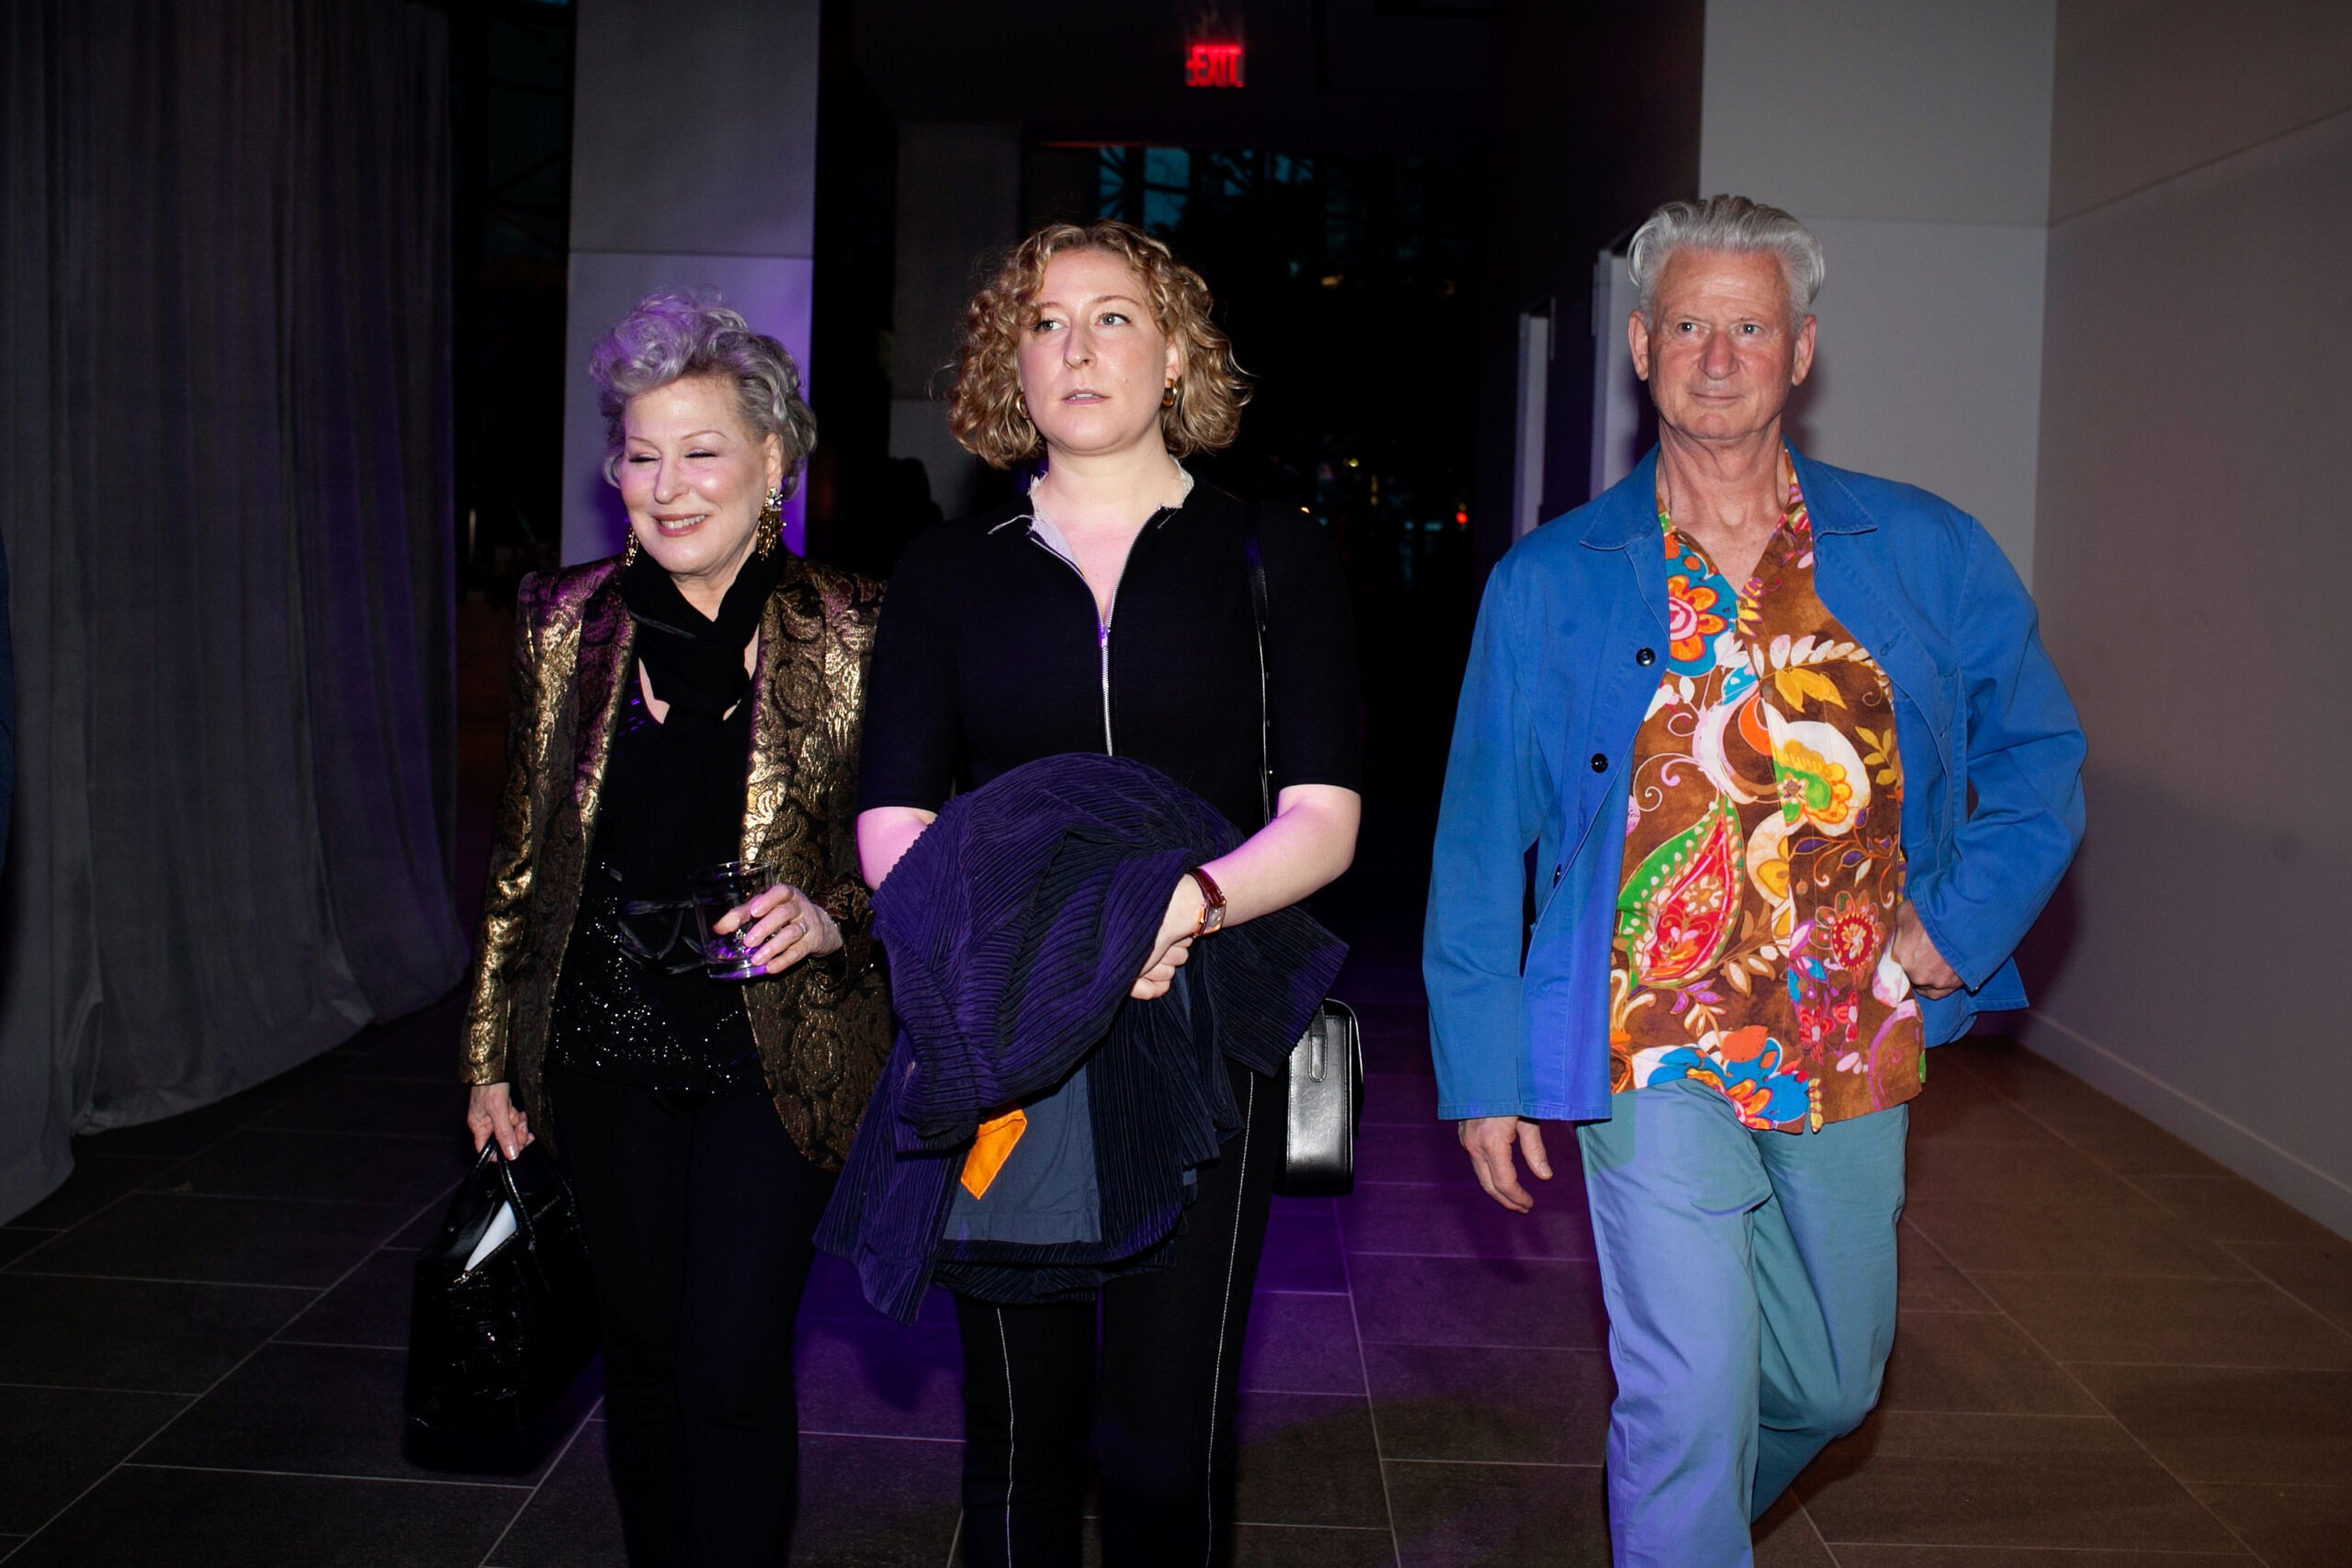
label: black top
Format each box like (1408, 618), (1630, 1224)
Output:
(546, 673), (765, 1096)
(858, 482), (1363, 833)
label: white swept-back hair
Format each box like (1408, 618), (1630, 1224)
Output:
(1627, 195), (1826, 324)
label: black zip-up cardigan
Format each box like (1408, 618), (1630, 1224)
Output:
(857, 482), (1363, 834)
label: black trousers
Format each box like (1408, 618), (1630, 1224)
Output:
(954, 1060), (1283, 1568)
(549, 1064), (834, 1568)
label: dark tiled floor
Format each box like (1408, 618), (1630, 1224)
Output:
(5, 818), (2349, 1564)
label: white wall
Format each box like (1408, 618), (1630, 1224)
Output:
(560, 0), (822, 564)
(2022, 1), (2352, 1237)
(1699, 0), (2054, 582)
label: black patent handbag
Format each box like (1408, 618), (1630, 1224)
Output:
(1243, 512), (1364, 1197)
(404, 1142), (600, 1436)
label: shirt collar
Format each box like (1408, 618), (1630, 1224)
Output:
(1016, 461), (1195, 557)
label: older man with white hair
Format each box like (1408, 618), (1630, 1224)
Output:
(1424, 195), (2085, 1565)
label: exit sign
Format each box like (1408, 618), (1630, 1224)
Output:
(1186, 41), (1245, 88)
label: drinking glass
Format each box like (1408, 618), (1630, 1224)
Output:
(688, 860), (772, 982)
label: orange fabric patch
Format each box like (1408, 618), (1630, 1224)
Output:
(961, 1108), (1028, 1199)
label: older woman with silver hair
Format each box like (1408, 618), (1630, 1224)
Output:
(1426, 197), (2084, 1564)
(460, 289), (890, 1564)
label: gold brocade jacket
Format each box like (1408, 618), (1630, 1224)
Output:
(460, 555), (891, 1169)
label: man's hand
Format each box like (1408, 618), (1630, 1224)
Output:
(1891, 899), (1962, 999)
(1459, 1115), (1553, 1213)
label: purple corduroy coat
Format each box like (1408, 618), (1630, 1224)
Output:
(814, 753), (1345, 1322)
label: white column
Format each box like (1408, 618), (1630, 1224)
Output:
(560, 0), (822, 564)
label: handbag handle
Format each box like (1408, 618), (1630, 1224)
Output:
(1242, 505), (1272, 829)
(469, 1142), (543, 1251)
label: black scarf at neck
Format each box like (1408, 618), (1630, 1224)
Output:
(613, 543), (787, 898)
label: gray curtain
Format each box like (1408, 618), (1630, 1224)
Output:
(0, 0), (467, 1220)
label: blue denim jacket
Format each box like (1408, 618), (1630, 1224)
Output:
(1423, 447), (2085, 1122)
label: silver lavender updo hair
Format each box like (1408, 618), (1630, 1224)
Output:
(587, 288), (819, 491)
(1626, 195), (1826, 324)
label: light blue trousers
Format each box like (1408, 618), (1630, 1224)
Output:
(1577, 1077), (1908, 1568)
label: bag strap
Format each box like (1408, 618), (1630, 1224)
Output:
(1242, 504), (1272, 829)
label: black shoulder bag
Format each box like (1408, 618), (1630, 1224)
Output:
(1242, 510), (1363, 1198)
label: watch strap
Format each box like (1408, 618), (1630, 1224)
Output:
(1187, 865), (1227, 939)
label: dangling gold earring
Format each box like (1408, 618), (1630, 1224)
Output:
(1161, 379), (1178, 409)
(755, 487), (784, 558)
(623, 531), (640, 565)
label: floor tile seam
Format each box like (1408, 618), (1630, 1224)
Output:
(120, 1461), (536, 1494)
(254, 1125), (451, 1145)
(1905, 1194), (2224, 1214)
(1891, 1305), (2003, 1314)
(1960, 1267), (2329, 1296)
(338, 1070), (465, 1084)
(1922, 1266), (2267, 1282)
(1790, 1501), (1842, 1566)
(1243, 1383), (1374, 1399)
(1952, 1062), (2164, 1174)
(1356, 1337), (1609, 1353)
(0, 1269), (322, 1293)
(473, 1394), (600, 1568)
(2203, 1254), (2352, 1347)
(1341, 1249), (1599, 1265)
(271, 1337), (407, 1353)
(119, 1188), (428, 1212)
(2054, 1357), (2352, 1373)
(800, 1428), (963, 1444)
(1807, 1539), (2260, 1558)
(1344, 1247), (1596, 1263)
(1377, 1455), (1603, 1470)
(0, 1379), (194, 1399)
(0, 1182), (161, 1267)
(2103, 1164), (2283, 1254)
(1330, 1204), (1405, 1564)
(1951, 1240), (2274, 1564)
(1350, 1178), (1519, 1189)
(10, 1230), (387, 1561)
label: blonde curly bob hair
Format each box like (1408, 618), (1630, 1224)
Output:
(947, 220), (1250, 469)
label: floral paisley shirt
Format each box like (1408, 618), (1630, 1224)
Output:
(1609, 458), (1923, 1133)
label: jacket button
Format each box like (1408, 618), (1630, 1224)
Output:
(1636, 647), (1656, 666)
(1589, 753), (1608, 773)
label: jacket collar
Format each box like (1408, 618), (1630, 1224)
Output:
(1789, 447), (1878, 535)
(1577, 446), (1662, 551)
(1577, 441), (1881, 547)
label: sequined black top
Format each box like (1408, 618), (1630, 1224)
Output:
(546, 672), (765, 1095)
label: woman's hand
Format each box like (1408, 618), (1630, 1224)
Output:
(1891, 899), (1962, 999)
(1132, 874), (1203, 1000)
(468, 1083), (533, 1159)
(714, 882), (842, 975)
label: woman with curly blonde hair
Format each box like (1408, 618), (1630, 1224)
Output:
(850, 220), (1363, 1565)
